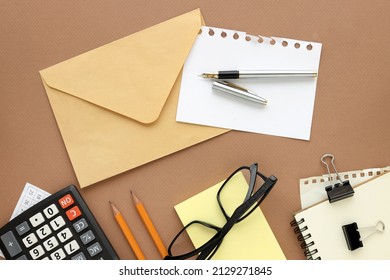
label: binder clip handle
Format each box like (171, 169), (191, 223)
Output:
(321, 153), (354, 203)
(320, 153), (342, 184)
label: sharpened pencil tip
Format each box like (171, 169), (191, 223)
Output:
(131, 191), (140, 204)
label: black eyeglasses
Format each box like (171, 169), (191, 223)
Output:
(164, 163), (277, 260)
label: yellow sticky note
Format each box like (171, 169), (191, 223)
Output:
(174, 172), (286, 259)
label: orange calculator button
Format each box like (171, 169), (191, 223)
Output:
(66, 206), (82, 221)
(58, 194), (75, 209)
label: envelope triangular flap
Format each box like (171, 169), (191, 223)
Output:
(40, 9), (202, 124)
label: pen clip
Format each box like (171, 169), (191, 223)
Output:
(219, 80), (249, 93)
(212, 80), (267, 105)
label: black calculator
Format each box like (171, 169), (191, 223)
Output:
(0, 185), (118, 260)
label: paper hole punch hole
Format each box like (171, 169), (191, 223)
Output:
(342, 221), (385, 251)
(321, 154), (354, 203)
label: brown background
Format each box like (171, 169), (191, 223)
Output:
(1, 0), (389, 260)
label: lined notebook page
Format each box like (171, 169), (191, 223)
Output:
(177, 26), (322, 140)
(294, 171), (390, 260)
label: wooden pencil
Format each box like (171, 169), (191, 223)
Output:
(109, 201), (146, 260)
(131, 191), (168, 258)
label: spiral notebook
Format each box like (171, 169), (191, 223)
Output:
(177, 26), (322, 140)
(292, 171), (390, 260)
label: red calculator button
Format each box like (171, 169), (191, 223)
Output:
(58, 194), (74, 209)
(66, 206), (82, 221)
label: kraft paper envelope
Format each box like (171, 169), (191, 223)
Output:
(39, 9), (227, 188)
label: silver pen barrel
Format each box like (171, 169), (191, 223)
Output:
(200, 70), (317, 79)
(238, 70), (317, 78)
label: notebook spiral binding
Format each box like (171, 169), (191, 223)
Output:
(290, 218), (321, 260)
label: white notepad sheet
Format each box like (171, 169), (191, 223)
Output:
(299, 166), (390, 209)
(177, 26), (322, 140)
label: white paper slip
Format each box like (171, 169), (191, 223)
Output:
(177, 26), (322, 140)
(10, 183), (51, 218)
(299, 166), (390, 209)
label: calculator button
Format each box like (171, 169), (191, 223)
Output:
(43, 236), (59, 251)
(22, 232), (38, 248)
(73, 218), (88, 233)
(37, 224), (52, 239)
(50, 248), (66, 260)
(80, 230), (95, 245)
(29, 244), (45, 259)
(58, 194), (74, 209)
(15, 221), (30, 236)
(71, 252), (87, 260)
(16, 255), (28, 260)
(1, 231), (22, 257)
(43, 204), (59, 219)
(57, 228), (73, 243)
(64, 240), (80, 255)
(29, 212), (45, 227)
(87, 242), (102, 257)
(50, 216), (66, 231)
(66, 206), (81, 221)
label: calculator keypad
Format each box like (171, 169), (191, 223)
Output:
(0, 185), (118, 260)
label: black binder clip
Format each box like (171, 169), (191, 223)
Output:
(321, 154), (354, 203)
(342, 221), (385, 251)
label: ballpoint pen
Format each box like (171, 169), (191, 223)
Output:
(200, 70), (317, 79)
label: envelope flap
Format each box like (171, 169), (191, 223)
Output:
(40, 9), (202, 124)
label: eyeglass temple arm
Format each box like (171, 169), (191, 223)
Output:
(199, 175), (277, 259)
(197, 236), (224, 259)
(244, 164), (259, 201)
(238, 174), (277, 221)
